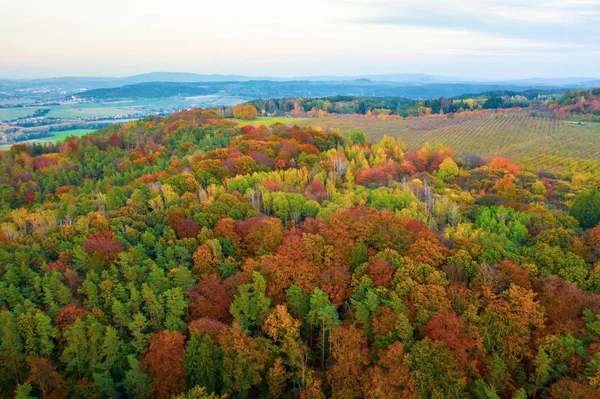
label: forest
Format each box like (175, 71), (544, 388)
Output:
(2, 109), (600, 399)
(248, 88), (600, 119)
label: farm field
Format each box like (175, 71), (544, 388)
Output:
(0, 107), (38, 121)
(0, 128), (95, 150)
(46, 128), (95, 141)
(0, 96), (251, 122)
(298, 114), (600, 179)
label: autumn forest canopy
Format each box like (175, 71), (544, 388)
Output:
(2, 108), (600, 399)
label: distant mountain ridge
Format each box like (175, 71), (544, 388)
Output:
(3, 72), (599, 87)
(71, 80), (580, 101)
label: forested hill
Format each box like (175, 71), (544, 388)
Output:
(2, 109), (600, 398)
(248, 88), (600, 118)
(72, 80), (571, 101)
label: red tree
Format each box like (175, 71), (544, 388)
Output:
(144, 331), (186, 399)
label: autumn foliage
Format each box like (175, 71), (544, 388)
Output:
(2, 108), (600, 398)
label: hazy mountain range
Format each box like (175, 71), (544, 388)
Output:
(1, 72), (598, 104)
(2, 72), (599, 88)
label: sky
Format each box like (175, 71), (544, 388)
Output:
(1, 0), (599, 79)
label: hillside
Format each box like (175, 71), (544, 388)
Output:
(1, 109), (600, 398)
(297, 113), (600, 180)
(73, 81), (575, 102)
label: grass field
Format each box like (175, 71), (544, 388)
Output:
(0, 128), (95, 151)
(0, 107), (37, 121)
(298, 114), (600, 180)
(46, 129), (95, 141)
(0, 96), (252, 122)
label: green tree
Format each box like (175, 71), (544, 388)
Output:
(16, 309), (56, 358)
(350, 240), (368, 271)
(0, 310), (25, 387)
(434, 157), (460, 182)
(230, 271), (272, 333)
(406, 338), (468, 398)
(184, 332), (222, 393)
(163, 287), (188, 332)
(306, 288), (340, 369)
(570, 188), (600, 229)
(14, 383), (35, 399)
(124, 355), (151, 399)
(99, 326), (126, 380)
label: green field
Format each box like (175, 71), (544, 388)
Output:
(0, 128), (95, 151)
(0, 107), (38, 121)
(46, 129), (95, 141)
(0, 96), (251, 122)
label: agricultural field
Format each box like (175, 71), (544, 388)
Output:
(298, 114), (600, 180)
(45, 128), (95, 141)
(0, 96), (251, 122)
(0, 128), (94, 151)
(0, 107), (38, 121)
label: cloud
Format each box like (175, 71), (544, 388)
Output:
(1, 0), (598, 78)
(342, 0), (600, 47)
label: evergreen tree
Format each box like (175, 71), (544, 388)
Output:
(230, 272), (271, 333)
(184, 332), (222, 393)
(306, 288), (340, 369)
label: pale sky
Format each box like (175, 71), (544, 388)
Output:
(1, 0), (599, 79)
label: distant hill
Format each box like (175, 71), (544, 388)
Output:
(2, 73), (598, 105)
(4, 72), (600, 88)
(119, 72), (255, 84)
(73, 80), (583, 101)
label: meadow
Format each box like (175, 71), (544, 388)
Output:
(0, 96), (251, 122)
(0, 128), (94, 150)
(45, 128), (96, 141)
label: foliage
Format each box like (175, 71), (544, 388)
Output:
(0, 108), (599, 398)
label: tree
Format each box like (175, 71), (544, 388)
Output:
(267, 357), (290, 398)
(175, 386), (228, 399)
(489, 157), (520, 176)
(17, 309), (56, 359)
(163, 287), (188, 332)
(570, 188), (600, 229)
(327, 325), (369, 399)
(144, 331), (186, 399)
(186, 276), (232, 322)
(26, 357), (68, 399)
(184, 332), (222, 393)
(262, 304), (302, 373)
(14, 383), (35, 399)
(99, 326), (126, 381)
(306, 288), (340, 369)
(0, 310), (25, 388)
(219, 324), (270, 397)
(406, 338), (468, 398)
(422, 311), (478, 370)
(230, 271), (272, 333)
(60, 318), (91, 380)
(434, 157), (459, 182)
(124, 355), (151, 399)
(367, 342), (417, 399)
(547, 378), (600, 398)
(350, 240), (368, 271)
(192, 244), (220, 278)
(233, 104), (258, 120)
